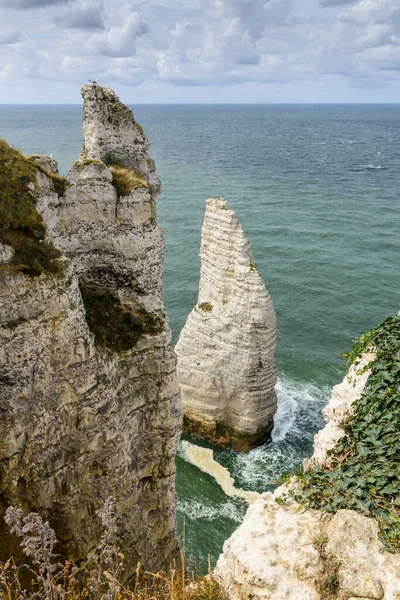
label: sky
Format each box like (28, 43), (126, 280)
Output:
(0, 0), (399, 103)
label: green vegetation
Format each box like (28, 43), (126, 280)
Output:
(249, 261), (257, 272)
(109, 165), (148, 197)
(291, 315), (400, 552)
(198, 302), (213, 313)
(80, 284), (162, 352)
(30, 161), (68, 196)
(0, 139), (63, 277)
(1, 500), (225, 600)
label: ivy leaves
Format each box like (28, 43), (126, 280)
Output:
(293, 315), (400, 552)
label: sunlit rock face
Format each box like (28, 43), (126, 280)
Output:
(175, 197), (277, 451)
(0, 84), (181, 580)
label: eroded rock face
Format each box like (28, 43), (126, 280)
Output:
(0, 85), (181, 579)
(175, 198), (277, 451)
(216, 499), (400, 600)
(215, 354), (400, 599)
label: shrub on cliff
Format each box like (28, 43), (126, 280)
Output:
(80, 284), (163, 351)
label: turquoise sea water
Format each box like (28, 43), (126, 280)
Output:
(0, 104), (399, 570)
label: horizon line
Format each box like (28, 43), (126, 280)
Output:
(1, 101), (400, 106)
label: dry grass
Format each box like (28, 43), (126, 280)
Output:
(0, 554), (225, 600)
(109, 165), (148, 197)
(0, 501), (225, 600)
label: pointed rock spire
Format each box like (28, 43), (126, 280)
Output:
(175, 198), (277, 451)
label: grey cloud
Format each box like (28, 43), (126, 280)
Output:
(320, 0), (357, 6)
(0, 28), (22, 44)
(0, 0), (70, 8)
(53, 0), (104, 29)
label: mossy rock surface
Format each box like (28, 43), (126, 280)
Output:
(0, 139), (63, 277)
(80, 284), (163, 352)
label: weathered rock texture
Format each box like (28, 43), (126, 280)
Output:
(0, 84), (181, 580)
(215, 355), (400, 600)
(175, 198), (277, 451)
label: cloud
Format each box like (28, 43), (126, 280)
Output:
(53, 0), (104, 29)
(0, 0), (70, 8)
(85, 12), (147, 56)
(320, 0), (357, 7)
(0, 28), (22, 44)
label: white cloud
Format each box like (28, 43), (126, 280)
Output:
(85, 11), (147, 56)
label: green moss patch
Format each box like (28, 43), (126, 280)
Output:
(198, 302), (213, 312)
(291, 315), (400, 552)
(0, 139), (63, 277)
(80, 284), (163, 351)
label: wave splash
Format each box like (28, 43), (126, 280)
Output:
(179, 376), (329, 497)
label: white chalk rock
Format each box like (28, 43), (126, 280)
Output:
(175, 198), (277, 451)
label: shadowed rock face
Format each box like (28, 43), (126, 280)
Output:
(0, 84), (181, 580)
(175, 198), (277, 451)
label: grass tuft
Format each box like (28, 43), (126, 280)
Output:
(109, 165), (148, 198)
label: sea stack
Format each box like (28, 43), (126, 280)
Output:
(0, 85), (181, 579)
(175, 198), (277, 451)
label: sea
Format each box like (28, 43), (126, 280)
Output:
(0, 104), (399, 571)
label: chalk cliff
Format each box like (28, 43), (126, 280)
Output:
(0, 85), (181, 579)
(215, 323), (400, 600)
(175, 198), (277, 451)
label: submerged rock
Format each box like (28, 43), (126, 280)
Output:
(175, 198), (277, 451)
(0, 85), (181, 580)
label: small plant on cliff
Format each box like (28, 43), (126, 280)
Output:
(80, 284), (163, 352)
(198, 302), (213, 313)
(1, 499), (226, 600)
(0, 139), (63, 277)
(109, 165), (148, 198)
(292, 315), (400, 552)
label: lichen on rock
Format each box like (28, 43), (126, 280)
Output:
(175, 197), (277, 451)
